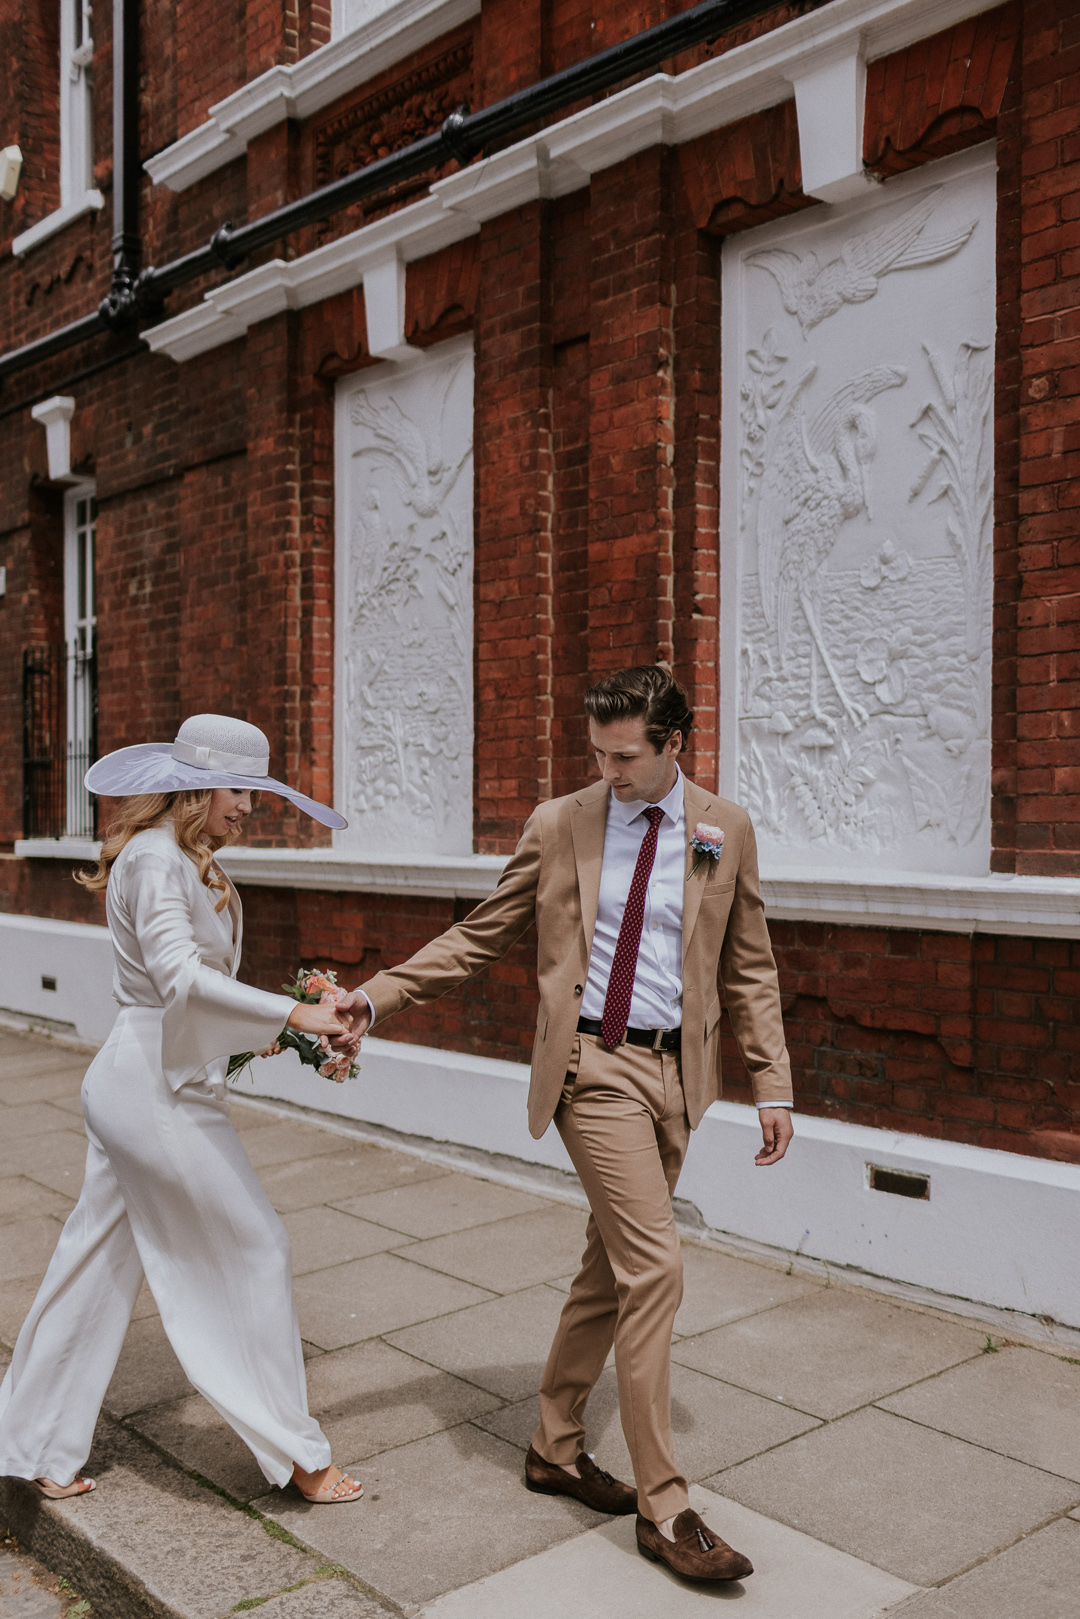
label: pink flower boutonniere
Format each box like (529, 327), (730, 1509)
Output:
(689, 822), (724, 878)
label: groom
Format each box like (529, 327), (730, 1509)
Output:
(337, 666), (794, 1582)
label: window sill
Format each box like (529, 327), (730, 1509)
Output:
(15, 837), (102, 861)
(13, 191), (105, 257)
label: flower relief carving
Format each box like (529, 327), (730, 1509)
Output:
(339, 344), (474, 854)
(729, 152), (995, 875)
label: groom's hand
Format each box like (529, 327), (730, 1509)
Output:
(331, 987), (373, 1044)
(755, 1107), (794, 1166)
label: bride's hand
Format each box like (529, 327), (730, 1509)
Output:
(330, 988), (373, 1041)
(286, 1001), (350, 1039)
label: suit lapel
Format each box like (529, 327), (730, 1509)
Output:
(570, 782), (608, 961)
(682, 778), (718, 967)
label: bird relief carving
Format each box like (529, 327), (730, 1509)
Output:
(729, 155), (994, 875)
(339, 344), (474, 853)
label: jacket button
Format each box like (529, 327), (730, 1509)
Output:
(574, 985), (582, 997)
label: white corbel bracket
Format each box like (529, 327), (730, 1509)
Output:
(362, 250), (418, 363)
(30, 395), (78, 481)
(786, 35), (878, 205)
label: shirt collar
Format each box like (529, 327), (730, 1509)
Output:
(609, 765), (684, 829)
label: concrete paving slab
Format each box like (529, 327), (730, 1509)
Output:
(104, 1316), (193, 1417)
(385, 1284), (569, 1400)
(0, 1131), (87, 1197)
(0, 1216), (64, 1283)
(0, 1177), (72, 1227)
(292, 1252), (494, 1350)
(419, 1485), (919, 1619)
(281, 1205), (412, 1274)
(391, 1206), (589, 1294)
(0, 1059), (89, 1099)
(673, 1246), (820, 1338)
(236, 1119), (353, 1170)
(0, 1542), (67, 1617)
(0, 1103), (84, 1141)
(0, 1277), (41, 1348)
(255, 1579), (392, 1617)
(132, 1392), (271, 1502)
(44, 1095), (87, 1118)
(892, 1514), (1080, 1618)
(714, 1405), (1078, 1586)
(0, 1417), (329, 1619)
(302, 1338), (503, 1461)
(479, 1361), (821, 1480)
(878, 1344), (1080, 1483)
(256, 1423), (597, 1609)
(259, 1149), (447, 1213)
(131, 1280), (159, 1321)
(673, 1287), (983, 1419)
(334, 1171), (551, 1239)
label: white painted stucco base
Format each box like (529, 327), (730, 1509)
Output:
(239, 1033), (1080, 1333)
(2, 911), (1077, 1331)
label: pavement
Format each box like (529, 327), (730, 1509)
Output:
(2, 1023), (1080, 1619)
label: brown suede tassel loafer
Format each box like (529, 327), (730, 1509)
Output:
(524, 1446), (637, 1514)
(636, 1508), (754, 1581)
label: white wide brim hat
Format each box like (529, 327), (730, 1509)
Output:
(84, 714), (347, 830)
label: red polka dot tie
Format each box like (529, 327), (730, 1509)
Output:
(600, 805), (665, 1051)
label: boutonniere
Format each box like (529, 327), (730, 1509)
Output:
(689, 822), (724, 878)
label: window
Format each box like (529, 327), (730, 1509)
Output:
(64, 484), (97, 837)
(12, 0), (102, 255)
(61, 0), (95, 207)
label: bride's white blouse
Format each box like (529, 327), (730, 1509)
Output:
(107, 824), (295, 1090)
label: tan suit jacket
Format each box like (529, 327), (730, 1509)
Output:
(363, 775), (793, 1138)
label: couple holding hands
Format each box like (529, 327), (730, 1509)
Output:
(0, 666), (793, 1587)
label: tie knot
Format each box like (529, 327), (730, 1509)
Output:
(644, 806), (664, 828)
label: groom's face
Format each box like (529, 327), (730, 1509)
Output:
(589, 716), (682, 804)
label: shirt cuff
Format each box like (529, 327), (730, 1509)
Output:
(755, 1101), (793, 1109)
(359, 990), (376, 1028)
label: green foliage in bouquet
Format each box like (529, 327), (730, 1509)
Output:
(228, 967), (358, 1084)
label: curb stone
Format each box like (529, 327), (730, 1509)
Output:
(0, 1419), (394, 1619)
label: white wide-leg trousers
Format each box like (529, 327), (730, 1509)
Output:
(0, 1007), (331, 1489)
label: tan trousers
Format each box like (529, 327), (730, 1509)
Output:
(532, 1032), (691, 1524)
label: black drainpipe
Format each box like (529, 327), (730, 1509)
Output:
(99, 0), (153, 327)
(0, 0), (826, 386)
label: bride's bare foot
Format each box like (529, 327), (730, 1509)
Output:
(34, 1476), (95, 1499)
(291, 1462), (363, 1504)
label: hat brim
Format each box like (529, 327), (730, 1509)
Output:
(84, 744), (347, 830)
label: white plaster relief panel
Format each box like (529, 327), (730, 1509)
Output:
(335, 336), (474, 854)
(720, 145), (996, 877)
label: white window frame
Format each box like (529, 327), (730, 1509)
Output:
(13, 0), (103, 256)
(63, 482), (97, 839)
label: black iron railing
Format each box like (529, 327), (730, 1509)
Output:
(22, 643), (98, 839)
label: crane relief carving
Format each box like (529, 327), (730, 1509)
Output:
(730, 156), (995, 874)
(339, 344), (474, 854)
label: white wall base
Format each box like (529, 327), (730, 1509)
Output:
(0, 914), (116, 1045)
(236, 1036), (1080, 1332)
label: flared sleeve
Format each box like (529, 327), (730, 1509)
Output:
(121, 846), (295, 1091)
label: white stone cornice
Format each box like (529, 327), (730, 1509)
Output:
(145, 0), (995, 199)
(143, 194), (477, 362)
(760, 868), (1080, 939)
(14, 835), (1079, 933)
(145, 0), (481, 192)
(143, 0), (1001, 364)
(215, 846), (507, 900)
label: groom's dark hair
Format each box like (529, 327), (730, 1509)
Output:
(584, 665), (694, 754)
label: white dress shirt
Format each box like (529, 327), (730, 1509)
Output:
(579, 768), (791, 1110)
(580, 769), (686, 1031)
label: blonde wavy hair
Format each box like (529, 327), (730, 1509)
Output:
(75, 791), (257, 911)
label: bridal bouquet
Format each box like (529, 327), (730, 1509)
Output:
(227, 967), (360, 1085)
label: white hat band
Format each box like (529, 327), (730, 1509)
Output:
(170, 739), (269, 777)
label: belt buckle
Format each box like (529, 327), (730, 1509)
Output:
(652, 1028), (665, 1052)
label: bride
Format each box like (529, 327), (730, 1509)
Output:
(0, 715), (362, 1505)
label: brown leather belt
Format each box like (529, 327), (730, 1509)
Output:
(576, 1016), (681, 1053)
